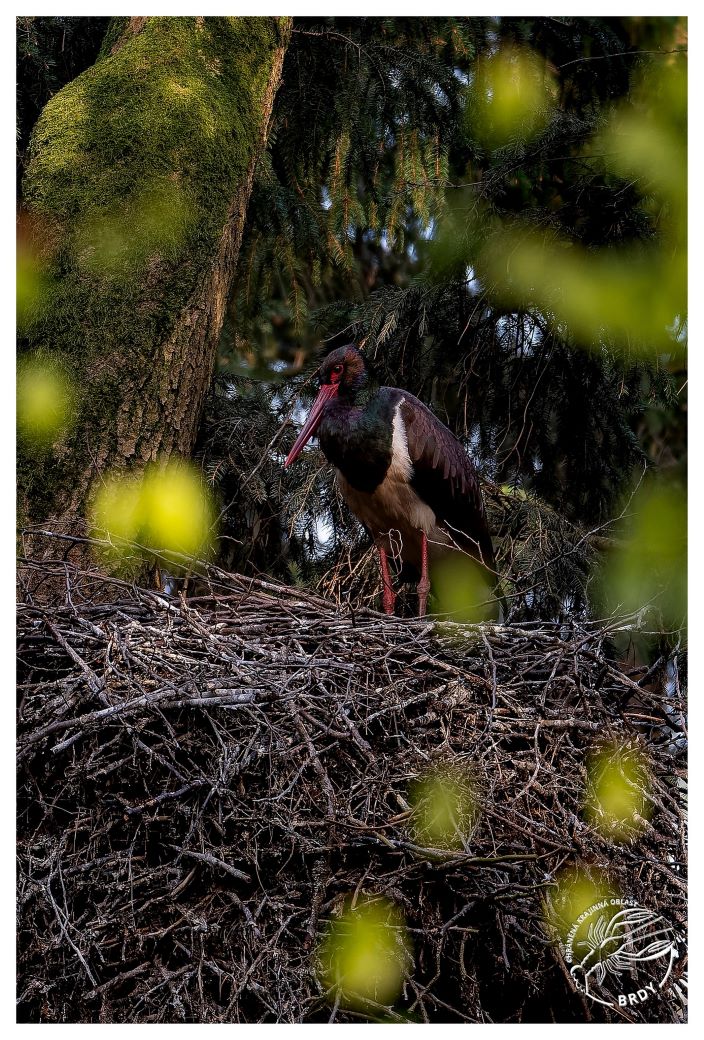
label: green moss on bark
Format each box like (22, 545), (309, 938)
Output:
(20, 16), (289, 526)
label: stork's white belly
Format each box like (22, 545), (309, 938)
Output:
(335, 400), (454, 569)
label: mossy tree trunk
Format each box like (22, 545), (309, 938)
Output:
(19, 16), (290, 538)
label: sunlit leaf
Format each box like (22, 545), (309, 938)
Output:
(17, 358), (74, 445)
(477, 225), (685, 354)
(584, 742), (652, 839)
(318, 894), (413, 1010)
(90, 473), (144, 548)
(432, 553), (495, 622)
(409, 763), (478, 851)
(471, 58), (686, 356)
(468, 46), (557, 148)
(89, 459), (217, 569)
(601, 481), (686, 628)
(140, 461), (216, 560)
(544, 865), (619, 945)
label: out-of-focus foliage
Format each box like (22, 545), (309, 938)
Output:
(599, 480), (686, 629)
(89, 460), (217, 571)
(317, 894), (412, 1010)
(17, 355), (74, 446)
(74, 180), (196, 281)
(432, 554), (495, 623)
(545, 866), (619, 945)
(409, 763), (478, 851)
(468, 45), (558, 148)
(477, 56), (686, 355)
(17, 250), (44, 332)
(90, 472), (142, 543)
(584, 742), (652, 840)
(139, 464), (216, 562)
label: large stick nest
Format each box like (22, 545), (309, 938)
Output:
(17, 551), (687, 1023)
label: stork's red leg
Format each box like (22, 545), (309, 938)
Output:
(417, 532), (431, 617)
(377, 546), (396, 615)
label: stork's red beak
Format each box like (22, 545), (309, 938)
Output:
(284, 383), (339, 466)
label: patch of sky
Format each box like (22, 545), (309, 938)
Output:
(467, 425), (481, 455)
(465, 265), (481, 295)
(668, 316), (687, 344)
(496, 313), (542, 356)
(315, 515), (335, 548)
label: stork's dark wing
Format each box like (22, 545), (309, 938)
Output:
(397, 391), (496, 573)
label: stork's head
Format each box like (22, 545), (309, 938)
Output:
(284, 345), (367, 467)
(317, 344), (367, 396)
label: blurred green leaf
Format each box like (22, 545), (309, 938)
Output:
(478, 225), (685, 354)
(545, 866), (619, 945)
(89, 459), (217, 569)
(409, 764), (478, 851)
(17, 250), (48, 333)
(318, 895), (413, 1010)
(601, 480), (686, 628)
(74, 179), (196, 281)
(584, 742), (652, 839)
(17, 215), (52, 333)
(471, 57), (686, 355)
(90, 472), (143, 545)
(17, 357), (75, 445)
(140, 463), (216, 559)
(597, 58), (686, 238)
(432, 553), (495, 622)
(427, 196), (486, 280)
(468, 46), (557, 148)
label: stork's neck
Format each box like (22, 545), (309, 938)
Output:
(317, 387), (399, 493)
(336, 368), (371, 405)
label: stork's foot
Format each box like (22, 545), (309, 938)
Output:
(377, 546), (396, 616)
(417, 530), (431, 617)
(417, 578), (431, 617)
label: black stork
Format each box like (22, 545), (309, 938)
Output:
(285, 344), (498, 617)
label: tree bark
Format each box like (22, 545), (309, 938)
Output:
(19, 16), (290, 538)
